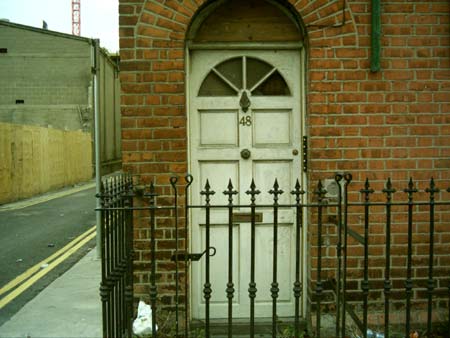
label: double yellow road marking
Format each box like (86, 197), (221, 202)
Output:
(0, 225), (96, 309)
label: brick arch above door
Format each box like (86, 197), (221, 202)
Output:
(122, 0), (358, 50)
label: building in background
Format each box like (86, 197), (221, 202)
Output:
(0, 20), (121, 204)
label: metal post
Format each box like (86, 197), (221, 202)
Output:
(246, 180), (260, 338)
(147, 183), (158, 338)
(426, 179), (439, 336)
(291, 180), (305, 338)
(170, 177), (180, 336)
(92, 38), (102, 258)
(270, 180), (283, 338)
(404, 178), (417, 337)
(315, 181), (327, 338)
(335, 174), (344, 338)
(382, 178), (395, 338)
(360, 179), (374, 338)
(224, 180), (237, 338)
(185, 175), (193, 338)
(341, 173), (352, 338)
(201, 180), (215, 338)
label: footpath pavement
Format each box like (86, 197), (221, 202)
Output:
(0, 182), (102, 338)
(0, 248), (101, 338)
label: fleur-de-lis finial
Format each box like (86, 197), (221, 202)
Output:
(314, 180), (327, 202)
(246, 179), (260, 204)
(360, 178), (374, 203)
(200, 179), (215, 205)
(404, 178), (418, 202)
(269, 179), (284, 205)
(425, 177), (439, 201)
(382, 177), (396, 202)
(223, 179), (238, 205)
(291, 179), (305, 203)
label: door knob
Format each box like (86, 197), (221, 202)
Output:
(292, 149), (299, 156)
(240, 149), (251, 159)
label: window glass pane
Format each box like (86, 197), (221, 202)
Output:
(251, 70), (290, 96)
(199, 72), (237, 96)
(246, 57), (273, 90)
(216, 57), (243, 89)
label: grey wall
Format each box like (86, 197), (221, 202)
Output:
(0, 24), (92, 131)
(98, 52), (122, 173)
(0, 22), (122, 174)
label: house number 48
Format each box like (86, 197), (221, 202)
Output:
(239, 116), (252, 126)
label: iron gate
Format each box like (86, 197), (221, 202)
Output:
(98, 173), (450, 338)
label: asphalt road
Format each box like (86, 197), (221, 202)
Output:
(0, 186), (97, 325)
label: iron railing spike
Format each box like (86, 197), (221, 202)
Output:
(314, 180), (327, 200)
(335, 172), (344, 182)
(185, 173), (194, 186)
(426, 177), (439, 195)
(170, 176), (178, 187)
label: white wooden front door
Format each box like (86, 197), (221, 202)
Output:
(189, 50), (303, 319)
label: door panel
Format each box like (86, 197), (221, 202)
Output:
(253, 110), (292, 146)
(199, 110), (239, 146)
(189, 50), (302, 319)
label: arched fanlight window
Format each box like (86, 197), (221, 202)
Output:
(199, 57), (291, 96)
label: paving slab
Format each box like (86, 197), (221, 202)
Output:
(0, 248), (101, 338)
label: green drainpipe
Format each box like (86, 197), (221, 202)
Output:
(371, 0), (381, 72)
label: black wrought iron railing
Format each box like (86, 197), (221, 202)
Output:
(98, 174), (134, 338)
(98, 173), (450, 338)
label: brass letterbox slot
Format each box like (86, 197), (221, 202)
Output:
(232, 212), (263, 223)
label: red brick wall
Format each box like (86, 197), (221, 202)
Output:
(119, 0), (450, 327)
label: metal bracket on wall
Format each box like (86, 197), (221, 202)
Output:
(302, 136), (308, 172)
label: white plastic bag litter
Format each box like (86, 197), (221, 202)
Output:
(133, 300), (158, 336)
